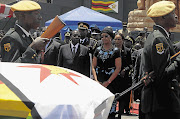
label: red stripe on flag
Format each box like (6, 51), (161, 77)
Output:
(8, 9), (14, 17)
(92, 6), (111, 9)
(0, 4), (5, 14)
(0, 80), (4, 84)
(92, 2), (112, 6)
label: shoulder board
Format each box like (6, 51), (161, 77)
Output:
(5, 28), (15, 35)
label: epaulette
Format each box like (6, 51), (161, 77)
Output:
(5, 28), (15, 35)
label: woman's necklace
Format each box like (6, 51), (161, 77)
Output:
(102, 45), (113, 52)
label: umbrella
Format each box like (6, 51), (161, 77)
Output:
(0, 62), (114, 119)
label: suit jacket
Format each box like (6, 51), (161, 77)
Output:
(0, 25), (39, 63)
(57, 44), (90, 77)
(141, 25), (180, 113)
(42, 39), (61, 66)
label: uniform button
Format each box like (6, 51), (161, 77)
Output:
(171, 87), (174, 90)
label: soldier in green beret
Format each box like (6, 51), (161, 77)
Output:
(0, 0), (49, 63)
(141, 1), (180, 119)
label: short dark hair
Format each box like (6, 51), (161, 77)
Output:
(115, 32), (125, 40)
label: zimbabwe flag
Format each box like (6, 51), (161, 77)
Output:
(91, 0), (117, 13)
(0, 4), (14, 19)
(0, 62), (114, 119)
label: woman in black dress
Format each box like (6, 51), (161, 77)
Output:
(92, 27), (122, 118)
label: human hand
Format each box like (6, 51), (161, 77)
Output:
(142, 72), (154, 86)
(120, 69), (125, 77)
(102, 81), (109, 87)
(30, 37), (49, 51)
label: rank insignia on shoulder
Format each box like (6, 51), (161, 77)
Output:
(156, 43), (164, 54)
(4, 43), (11, 52)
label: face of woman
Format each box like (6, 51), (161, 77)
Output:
(114, 34), (123, 47)
(101, 33), (111, 44)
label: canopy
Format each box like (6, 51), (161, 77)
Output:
(45, 6), (122, 39)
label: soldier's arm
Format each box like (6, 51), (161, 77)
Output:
(1, 36), (38, 63)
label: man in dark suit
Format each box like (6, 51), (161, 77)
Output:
(141, 1), (180, 119)
(0, 1), (48, 63)
(57, 30), (90, 77)
(42, 39), (61, 66)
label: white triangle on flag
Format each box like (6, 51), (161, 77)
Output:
(108, 1), (118, 13)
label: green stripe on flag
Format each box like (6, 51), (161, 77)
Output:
(93, 0), (116, 2)
(92, 0), (117, 13)
(0, 115), (32, 119)
(94, 10), (114, 13)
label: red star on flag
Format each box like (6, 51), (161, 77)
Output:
(19, 65), (81, 85)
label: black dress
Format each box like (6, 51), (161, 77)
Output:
(94, 46), (121, 94)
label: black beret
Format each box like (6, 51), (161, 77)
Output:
(101, 26), (114, 39)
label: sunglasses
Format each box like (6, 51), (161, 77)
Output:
(114, 39), (122, 40)
(101, 35), (109, 38)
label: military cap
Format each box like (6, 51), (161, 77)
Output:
(147, 1), (175, 17)
(123, 22), (127, 27)
(65, 32), (71, 37)
(11, 0), (41, 12)
(125, 36), (134, 44)
(138, 30), (146, 35)
(64, 27), (72, 37)
(78, 22), (89, 30)
(91, 25), (101, 35)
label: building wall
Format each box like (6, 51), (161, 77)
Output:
(0, 0), (138, 32)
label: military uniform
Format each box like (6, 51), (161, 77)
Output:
(1, 25), (39, 63)
(0, 1), (43, 64)
(141, 1), (180, 118)
(141, 25), (180, 118)
(78, 22), (97, 54)
(64, 27), (72, 44)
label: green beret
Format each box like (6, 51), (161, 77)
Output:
(11, 0), (41, 12)
(147, 1), (175, 17)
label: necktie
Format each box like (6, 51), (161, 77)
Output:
(40, 50), (45, 63)
(72, 47), (76, 58)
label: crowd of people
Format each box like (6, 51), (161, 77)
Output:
(0, 0), (180, 119)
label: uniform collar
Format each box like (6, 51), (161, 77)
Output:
(153, 25), (170, 38)
(16, 24), (31, 37)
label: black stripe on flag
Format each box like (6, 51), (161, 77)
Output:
(0, 73), (35, 110)
(31, 107), (42, 119)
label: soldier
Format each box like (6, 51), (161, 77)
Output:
(124, 36), (134, 49)
(78, 22), (97, 54)
(118, 22), (129, 38)
(90, 25), (102, 47)
(134, 31), (146, 47)
(90, 25), (101, 41)
(0, 1), (49, 63)
(64, 27), (72, 44)
(141, 1), (180, 119)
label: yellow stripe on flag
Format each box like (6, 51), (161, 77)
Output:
(92, 0), (115, 4)
(0, 84), (31, 118)
(92, 7), (112, 11)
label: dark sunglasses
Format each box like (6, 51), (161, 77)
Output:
(114, 38), (122, 40)
(101, 35), (109, 38)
